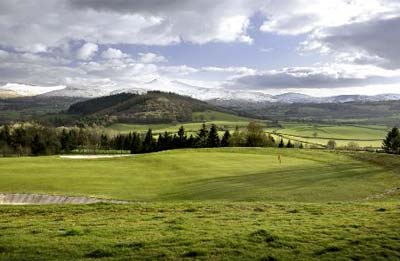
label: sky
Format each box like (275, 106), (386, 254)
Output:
(0, 0), (400, 97)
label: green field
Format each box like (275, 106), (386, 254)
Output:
(1, 148), (400, 260)
(106, 116), (388, 148)
(266, 123), (389, 148)
(106, 109), (263, 135)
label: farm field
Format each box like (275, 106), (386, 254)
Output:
(266, 123), (389, 148)
(1, 148), (400, 260)
(107, 119), (388, 148)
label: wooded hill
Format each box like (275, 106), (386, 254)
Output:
(67, 91), (227, 124)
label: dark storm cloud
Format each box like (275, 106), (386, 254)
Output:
(317, 16), (400, 69)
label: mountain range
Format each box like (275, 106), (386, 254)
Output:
(1, 81), (400, 104)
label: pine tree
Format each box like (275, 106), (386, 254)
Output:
(143, 129), (156, 153)
(130, 132), (141, 154)
(187, 134), (195, 148)
(207, 124), (220, 147)
(60, 129), (73, 153)
(221, 130), (231, 147)
(31, 134), (46, 156)
(278, 138), (284, 148)
(177, 126), (187, 148)
(100, 134), (109, 150)
(382, 127), (400, 154)
(196, 123), (208, 147)
(0, 125), (12, 156)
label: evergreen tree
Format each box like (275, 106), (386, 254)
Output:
(278, 138), (284, 148)
(382, 127), (400, 154)
(176, 126), (187, 148)
(161, 131), (173, 150)
(142, 129), (156, 153)
(100, 134), (109, 150)
(286, 140), (294, 148)
(196, 123), (208, 147)
(31, 134), (46, 156)
(0, 125), (12, 156)
(130, 132), (141, 154)
(221, 130), (231, 147)
(207, 124), (220, 147)
(60, 129), (73, 153)
(187, 134), (195, 148)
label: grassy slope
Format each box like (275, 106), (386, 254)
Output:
(192, 110), (251, 122)
(0, 202), (399, 260)
(0, 148), (399, 202)
(1, 148), (400, 260)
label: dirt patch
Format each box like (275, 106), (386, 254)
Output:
(0, 193), (128, 205)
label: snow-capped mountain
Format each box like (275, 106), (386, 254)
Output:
(0, 83), (66, 97)
(2, 81), (400, 104)
(273, 93), (324, 103)
(42, 86), (116, 98)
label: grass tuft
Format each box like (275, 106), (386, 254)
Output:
(315, 245), (341, 255)
(182, 250), (206, 258)
(249, 229), (277, 243)
(115, 242), (145, 250)
(61, 228), (84, 237)
(85, 249), (114, 259)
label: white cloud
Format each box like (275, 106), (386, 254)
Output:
(101, 48), (129, 60)
(202, 66), (257, 76)
(0, 0), (399, 98)
(138, 52), (167, 63)
(76, 43), (98, 60)
(15, 43), (48, 54)
(259, 0), (393, 35)
(231, 64), (400, 90)
(0, 0), (260, 51)
(0, 83), (65, 96)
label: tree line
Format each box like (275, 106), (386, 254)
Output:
(0, 122), (301, 156)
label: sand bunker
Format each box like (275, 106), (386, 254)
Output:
(0, 193), (127, 205)
(60, 154), (132, 159)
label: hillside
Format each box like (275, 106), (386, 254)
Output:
(211, 99), (400, 125)
(0, 96), (85, 124)
(67, 91), (229, 124)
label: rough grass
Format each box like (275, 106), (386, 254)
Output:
(1, 148), (399, 260)
(0, 148), (399, 202)
(0, 202), (399, 260)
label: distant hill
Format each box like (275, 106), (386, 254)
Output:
(0, 96), (85, 125)
(67, 91), (228, 124)
(210, 99), (400, 125)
